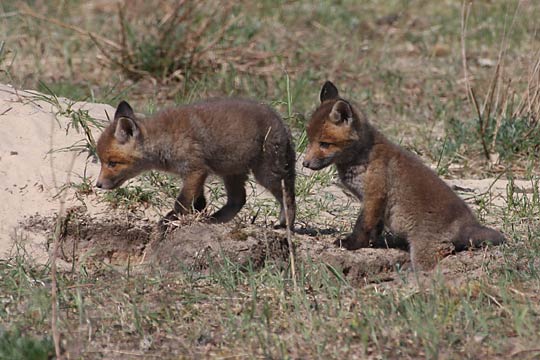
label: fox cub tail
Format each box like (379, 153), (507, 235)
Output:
(453, 224), (506, 251)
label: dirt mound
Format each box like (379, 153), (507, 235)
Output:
(149, 222), (416, 285)
(147, 222), (291, 272)
(22, 212), (413, 285)
(23, 207), (153, 267)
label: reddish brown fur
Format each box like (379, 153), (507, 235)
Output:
(96, 98), (296, 229)
(303, 82), (505, 271)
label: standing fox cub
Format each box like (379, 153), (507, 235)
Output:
(96, 98), (296, 229)
(303, 81), (505, 270)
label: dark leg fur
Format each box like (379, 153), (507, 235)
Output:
(282, 140), (297, 229)
(266, 175), (295, 229)
(171, 171), (208, 215)
(334, 214), (383, 249)
(252, 140), (296, 230)
(160, 194), (207, 229)
(160, 171), (208, 227)
(336, 166), (387, 251)
(280, 173), (296, 229)
(193, 194), (207, 212)
(164, 194), (201, 221)
(209, 173), (247, 223)
(453, 224), (505, 251)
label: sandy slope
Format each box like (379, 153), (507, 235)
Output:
(0, 83), (533, 261)
(0, 84), (111, 256)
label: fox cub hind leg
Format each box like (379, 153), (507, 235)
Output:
(252, 164), (296, 229)
(209, 173), (248, 224)
(251, 138), (296, 230)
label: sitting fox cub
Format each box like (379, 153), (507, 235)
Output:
(303, 81), (504, 270)
(96, 98), (296, 229)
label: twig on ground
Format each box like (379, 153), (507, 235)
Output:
(48, 93), (78, 359)
(281, 179), (297, 292)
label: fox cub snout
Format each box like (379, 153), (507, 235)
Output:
(303, 81), (505, 270)
(96, 99), (296, 229)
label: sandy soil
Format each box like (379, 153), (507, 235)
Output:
(0, 83), (109, 258)
(1, 84), (531, 279)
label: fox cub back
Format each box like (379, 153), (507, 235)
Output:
(96, 98), (296, 229)
(303, 81), (504, 270)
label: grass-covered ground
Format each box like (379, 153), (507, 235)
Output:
(1, 0), (539, 358)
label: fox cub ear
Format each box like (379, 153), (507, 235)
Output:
(114, 117), (140, 144)
(320, 81), (339, 102)
(114, 100), (135, 120)
(114, 101), (140, 144)
(329, 100), (353, 125)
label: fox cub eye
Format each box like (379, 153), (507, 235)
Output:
(107, 161), (118, 168)
(319, 142), (332, 149)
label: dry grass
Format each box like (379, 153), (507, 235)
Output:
(461, 1), (540, 167)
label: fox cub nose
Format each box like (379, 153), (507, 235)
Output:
(95, 181), (103, 189)
(302, 160), (310, 168)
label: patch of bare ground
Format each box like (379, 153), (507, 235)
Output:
(22, 207), (153, 268)
(22, 209), (511, 288)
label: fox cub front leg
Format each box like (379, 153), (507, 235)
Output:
(336, 212), (384, 249)
(164, 170), (208, 221)
(336, 163), (387, 249)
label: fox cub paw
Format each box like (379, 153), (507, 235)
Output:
(334, 234), (369, 250)
(158, 211), (180, 230)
